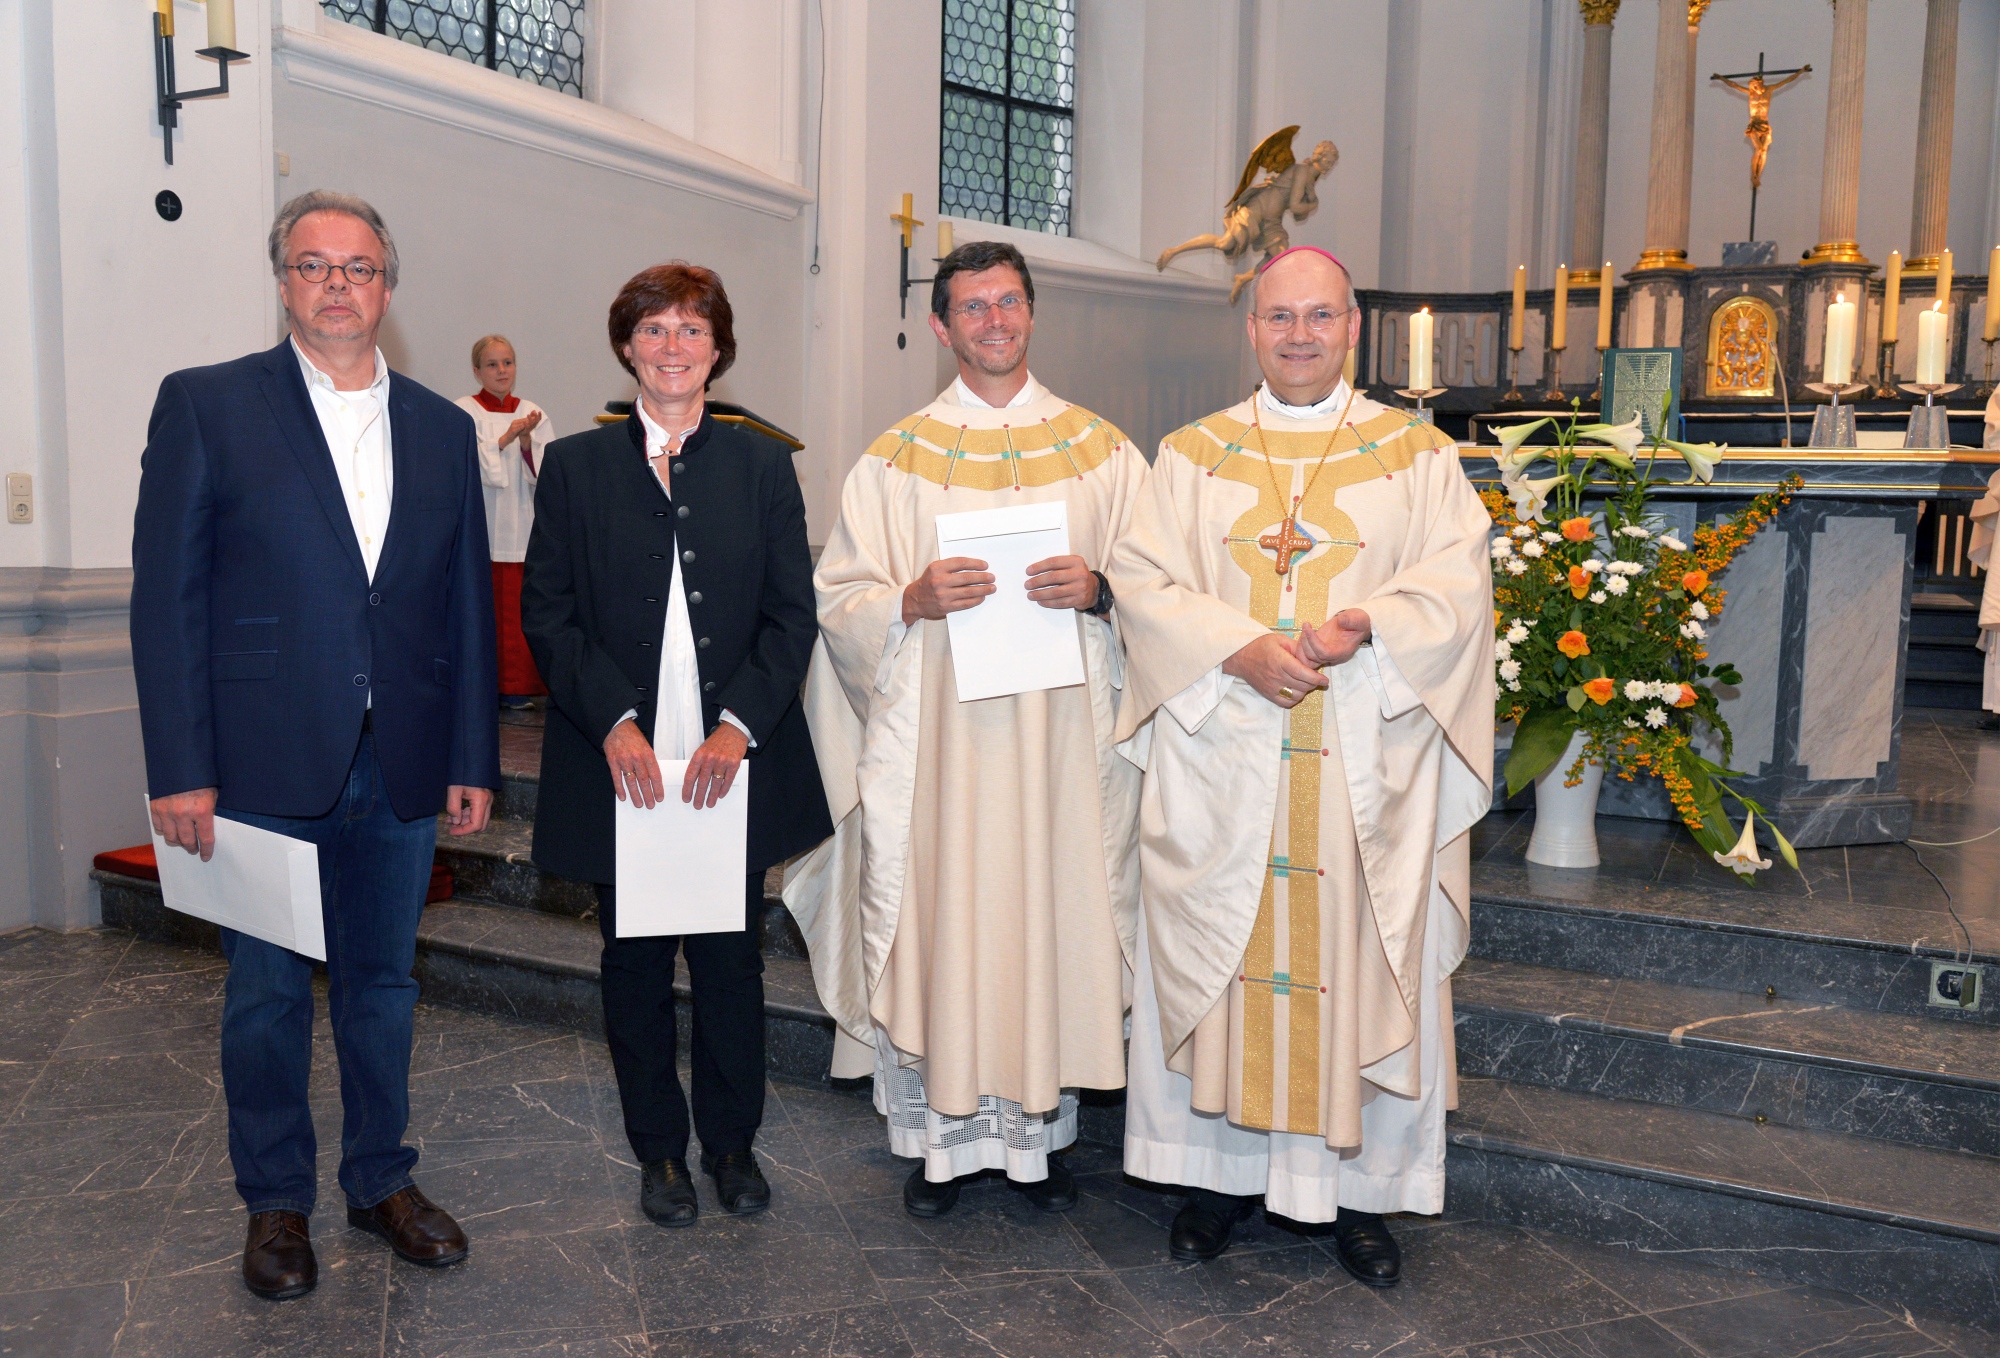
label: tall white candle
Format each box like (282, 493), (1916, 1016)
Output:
(1937, 248), (1953, 307)
(937, 220), (953, 258)
(1915, 303), (1948, 386)
(1509, 265), (1526, 350)
(1551, 265), (1570, 351)
(206, 0), (237, 50)
(1409, 308), (1434, 390)
(1596, 263), (1613, 349)
(1882, 251), (1902, 345)
(1823, 292), (1856, 386)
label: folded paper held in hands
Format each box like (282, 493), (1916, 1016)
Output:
(614, 761), (750, 936)
(934, 500), (1087, 703)
(147, 799), (326, 960)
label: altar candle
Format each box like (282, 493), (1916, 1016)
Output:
(1509, 265), (1526, 350)
(1915, 302), (1948, 386)
(937, 220), (953, 258)
(1822, 292), (1856, 386)
(206, 0), (237, 49)
(155, 0), (172, 35)
(1986, 246), (2000, 344)
(1596, 263), (1614, 349)
(1551, 265), (1569, 350)
(1882, 251), (1902, 345)
(1937, 248), (1953, 307)
(1409, 307), (1434, 390)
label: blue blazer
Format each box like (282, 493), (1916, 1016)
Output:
(131, 338), (502, 821)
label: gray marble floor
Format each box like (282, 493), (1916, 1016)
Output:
(0, 930), (1989, 1357)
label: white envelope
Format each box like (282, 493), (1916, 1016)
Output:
(613, 762), (750, 936)
(147, 800), (326, 960)
(935, 501), (1088, 702)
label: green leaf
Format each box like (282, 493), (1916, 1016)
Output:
(1566, 686), (1586, 712)
(1506, 708), (1580, 796)
(1713, 666), (1742, 685)
(1554, 655), (1569, 679)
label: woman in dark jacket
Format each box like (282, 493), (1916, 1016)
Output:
(521, 263), (831, 1225)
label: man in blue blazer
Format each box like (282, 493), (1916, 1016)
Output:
(131, 191), (501, 1301)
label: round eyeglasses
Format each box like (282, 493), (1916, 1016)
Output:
(286, 259), (381, 286)
(949, 295), (1028, 321)
(1254, 306), (1354, 334)
(631, 324), (713, 346)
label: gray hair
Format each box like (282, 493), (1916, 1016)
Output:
(268, 190), (401, 290)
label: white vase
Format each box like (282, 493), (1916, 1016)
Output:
(1525, 728), (1604, 868)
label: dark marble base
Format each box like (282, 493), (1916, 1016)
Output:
(1773, 791), (1916, 849)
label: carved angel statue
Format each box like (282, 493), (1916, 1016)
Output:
(1155, 126), (1339, 303)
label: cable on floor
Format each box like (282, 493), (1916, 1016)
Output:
(1901, 842), (1976, 964)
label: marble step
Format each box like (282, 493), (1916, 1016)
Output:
(1469, 866), (2000, 1027)
(92, 873), (838, 1085)
(1453, 957), (2000, 1156)
(432, 818), (809, 960)
(1445, 1077), (2000, 1331)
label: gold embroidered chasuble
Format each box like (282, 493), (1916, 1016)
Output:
(1107, 390), (1495, 1148)
(785, 379), (1146, 1119)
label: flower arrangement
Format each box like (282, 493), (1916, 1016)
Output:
(1485, 402), (1805, 879)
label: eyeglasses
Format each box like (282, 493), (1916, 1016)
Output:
(631, 324), (713, 345)
(286, 259), (381, 286)
(949, 295), (1028, 321)
(1254, 306), (1354, 334)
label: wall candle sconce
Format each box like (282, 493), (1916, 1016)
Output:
(154, 0), (249, 165)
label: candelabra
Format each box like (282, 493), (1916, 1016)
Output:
(1871, 340), (1901, 401)
(1898, 383), (1962, 450)
(1980, 339), (1997, 402)
(1500, 344), (1525, 405)
(1540, 345), (1568, 404)
(1803, 381), (1869, 448)
(1395, 387), (1446, 422)
(153, 8), (248, 166)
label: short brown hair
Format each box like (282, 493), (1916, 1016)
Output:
(607, 262), (737, 386)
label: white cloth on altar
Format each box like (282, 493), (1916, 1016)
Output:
(454, 395), (553, 562)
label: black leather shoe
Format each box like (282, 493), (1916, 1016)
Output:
(1169, 1188), (1254, 1262)
(903, 1165), (961, 1218)
(1011, 1153), (1077, 1212)
(640, 1159), (699, 1227)
(700, 1149), (771, 1216)
(1331, 1209), (1402, 1287)
(242, 1210), (317, 1300)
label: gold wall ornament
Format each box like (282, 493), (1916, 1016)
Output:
(1579, 0), (1621, 24)
(1687, 0), (1712, 29)
(1706, 296), (1780, 397)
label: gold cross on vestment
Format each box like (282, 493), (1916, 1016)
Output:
(1259, 503), (1316, 575)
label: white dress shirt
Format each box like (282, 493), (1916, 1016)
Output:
(627, 403), (753, 755)
(951, 371), (1046, 409)
(295, 337), (393, 581)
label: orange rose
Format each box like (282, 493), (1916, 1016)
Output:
(1682, 570), (1709, 596)
(1675, 684), (1699, 708)
(1557, 630), (1590, 659)
(1582, 677), (1616, 705)
(1568, 566), (1590, 599)
(1560, 517), (1594, 543)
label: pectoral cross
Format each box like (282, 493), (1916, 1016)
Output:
(1259, 501), (1316, 576)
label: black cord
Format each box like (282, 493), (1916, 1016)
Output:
(1903, 841), (1975, 964)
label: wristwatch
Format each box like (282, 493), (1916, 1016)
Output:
(1085, 569), (1114, 617)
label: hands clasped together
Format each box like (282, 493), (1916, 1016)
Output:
(1222, 607), (1373, 709)
(605, 718), (747, 812)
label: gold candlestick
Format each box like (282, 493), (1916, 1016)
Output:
(1501, 345), (1526, 404)
(1873, 339), (1899, 400)
(1542, 345), (1568, 403)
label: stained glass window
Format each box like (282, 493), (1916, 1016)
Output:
(322, 0), (585, 99)
(940, 0), (1076, 235)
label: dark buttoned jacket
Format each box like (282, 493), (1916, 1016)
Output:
(521, 409), (832, 883)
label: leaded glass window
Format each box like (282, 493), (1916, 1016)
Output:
(322, 0), (585, 98)
(940, 0), (1076, 235)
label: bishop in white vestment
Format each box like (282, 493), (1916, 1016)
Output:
(786, 243), (1144, 1217)
(1108, 248), (1493, 1279)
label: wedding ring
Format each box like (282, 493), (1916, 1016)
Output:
(1279, 686), (1295, 699)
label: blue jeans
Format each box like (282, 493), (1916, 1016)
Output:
(218, 733), (438, 1216)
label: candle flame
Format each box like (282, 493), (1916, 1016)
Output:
(1420, 306), (1430, 315)
(1933, 300), (1945, 312)
(1835, 291), (1845, 303)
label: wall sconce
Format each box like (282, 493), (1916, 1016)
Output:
(892, 194), (957, 320)
(154, 0), (249, 165)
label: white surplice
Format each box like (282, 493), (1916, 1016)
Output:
(454, 395), (553, 563)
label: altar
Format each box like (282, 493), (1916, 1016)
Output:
(1460, 445), (2000, 848)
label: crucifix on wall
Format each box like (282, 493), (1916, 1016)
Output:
(1710, 53), (1812, 243)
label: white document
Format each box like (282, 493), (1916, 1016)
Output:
(935, 501), (1087, 702)
(613, 762), (750, 937)
(147, 800), (326, 960)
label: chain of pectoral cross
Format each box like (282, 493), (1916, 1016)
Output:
(1246, 384), (1361, 582)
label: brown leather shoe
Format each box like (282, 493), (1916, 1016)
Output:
(346, 1185), (469, 1267)
(242, 1210), (317, 1300)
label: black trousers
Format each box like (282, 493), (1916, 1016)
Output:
(596, 873), (765, 1164)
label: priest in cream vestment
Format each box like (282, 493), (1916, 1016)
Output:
(1108, 247), (1493, 1279)
(786, 241), (1144, 1218)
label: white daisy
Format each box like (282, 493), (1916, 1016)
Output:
(1644, 706), (1668, 728)
(1623, 679), (1650, 701)
(1505, 622), (1530, 644)
(1506, 678), (1521, 692)
(1606, 561), (1643, 576)
(1490, 538), (1514, 558)
(1580, 559), (1604, 575)
(1605, 576), (1630, 596)
(1495, 639), (1513, 662)
(1624, 718), (1641, 729)
(1658, 534), (1688, 552)
(1505, 559), (1528, 576)
(1691, 600), (1709, 620)
(1520, 540), (1545, 558)
(1539, 531), (1562, 544)
(1511, 524), (1536, 538)
(1499, 659), (1522, 681)
(1679, 620), (1706, 639)
(1588, 590), (1607, 604)
(1618, 525), (1652, 538)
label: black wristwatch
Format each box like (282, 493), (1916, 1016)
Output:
(1084, 569), (1114, 617)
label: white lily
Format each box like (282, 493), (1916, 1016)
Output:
(1507, 473), (1565, 524)
(1494, 418), (1551, 469)
(1712, 813), (1772, 875)
(1661, 437), (1725, 485)
(1574, 416), (1645, 463)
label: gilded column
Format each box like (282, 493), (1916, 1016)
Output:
(1637, 0), (1705, 269)
(1807, 0), (1870, 265)
(1906, 0), (1958, 271)
(1568, 0), (1620, 284)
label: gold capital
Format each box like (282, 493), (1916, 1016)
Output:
(1687, 0), (1712, 28)
(1579, 0), (1620, 24)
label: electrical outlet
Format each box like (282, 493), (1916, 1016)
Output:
(277, 151), (291, 176)
(5, 474), (30, 524)
(1930, 961), (1982, 1010)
